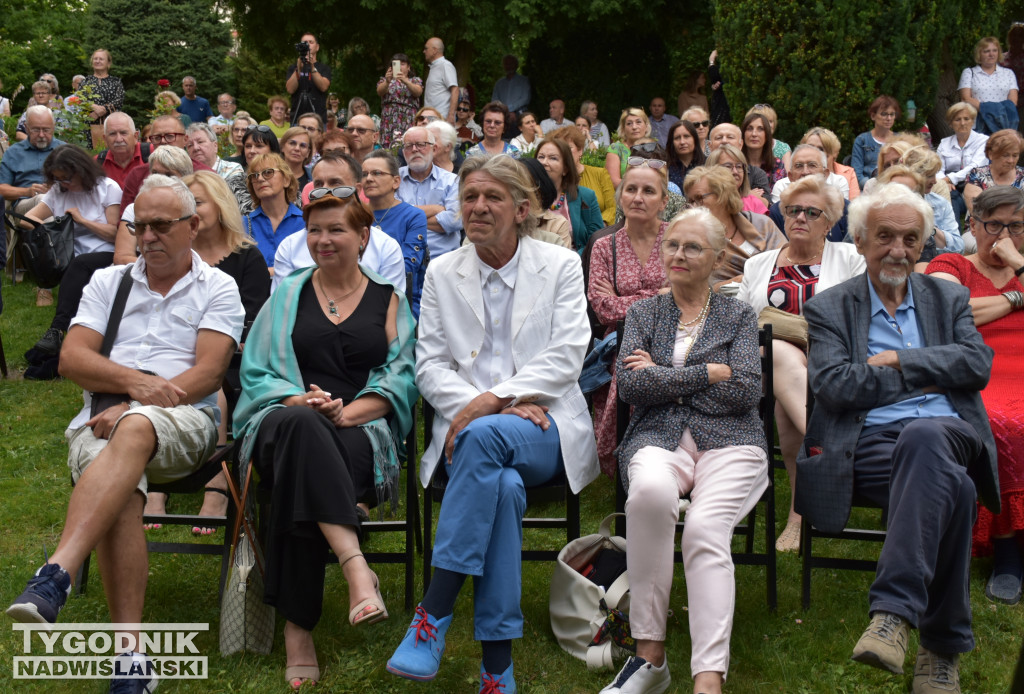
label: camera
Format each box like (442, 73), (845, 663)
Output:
(295, 41), (310, 63)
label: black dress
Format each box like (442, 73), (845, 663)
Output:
(252, 278), (393, 630)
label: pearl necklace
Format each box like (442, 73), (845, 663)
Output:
(316, 271), (363, 317)
(677, 288), (712, 330)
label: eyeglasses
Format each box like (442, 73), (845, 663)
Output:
(689, 120), (711, 128)
(300, 125), (320, 134)
(403, 141), (433, 151)
(126, 214), (192, 236)
(309, 186), (358, 202)
(246, 125), (274, 136)
(363, 169), (393, 178)
(416, 115), (439, 124)
(345, 126), (376, 135)
(246, 168), (280, 182)
(28, 127), (54, 135)
(631, 142), (658, 154)
(663, 240), (713, 258)
(980, 219), (1024, 236)
(718, 162), (744, 172)
(286, 140), (310, 150)
(790, 162), (823, 172)
(626, 157), (666, 170)
(148, 132), (184, 144)
(689, 192), (716, 206)
(53, 175), (73, 184)
(783, 205), (826, 221)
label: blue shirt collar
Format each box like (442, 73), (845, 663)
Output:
(867, 275), (915, 318)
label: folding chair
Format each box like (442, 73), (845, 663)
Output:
(799, 386), (886, 610)
(74, 443), (237, 598)
(420, 400), (581, 590)
(613, 322), (778, 610)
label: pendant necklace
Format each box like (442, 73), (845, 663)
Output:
(316, 271), (363, 317)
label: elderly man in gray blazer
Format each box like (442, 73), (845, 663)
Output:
(796, 183), (998, 694)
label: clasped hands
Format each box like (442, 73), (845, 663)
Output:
(443, 392), (550, 463)
(285, 382), (345, 427)
(87, 372), (188, 439)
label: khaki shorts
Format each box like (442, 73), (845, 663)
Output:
(66, 405), (217, 496)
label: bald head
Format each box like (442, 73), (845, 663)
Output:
(345, 114), (378, 157)
(710, 123), (742, 150)
(424, 37), (445, 63)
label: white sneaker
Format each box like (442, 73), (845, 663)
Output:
(600, 656), (671, 694)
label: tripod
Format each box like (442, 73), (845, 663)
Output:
(291, 63), (319, 124)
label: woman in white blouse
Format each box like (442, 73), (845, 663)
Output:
(937, 102), (989, 221)
(960, 37), (1020, 134)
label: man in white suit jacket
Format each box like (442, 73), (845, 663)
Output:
(388, 155), (599, 693)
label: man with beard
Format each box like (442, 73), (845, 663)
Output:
(797, 183), (998, 694)
(398, 125), (461, 258)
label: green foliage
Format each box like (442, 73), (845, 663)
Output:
(228, 43), (292, 124)
(83, 0), (234, 126)
(711, 0), (1008, 157)
(0, 0), (89, 112)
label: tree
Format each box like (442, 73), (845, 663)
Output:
(711, 0), (1009, 156)
(0, 0), (89, 112)
(84, 0), (234, 124)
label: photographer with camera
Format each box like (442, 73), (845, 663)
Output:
(285, 32), (332, 122)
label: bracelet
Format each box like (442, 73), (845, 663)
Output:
(1015, 266), (1024, 278)
(1005, 290), (1024, 310)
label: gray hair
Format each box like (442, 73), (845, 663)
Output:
(425, 120), (457, 150)
(847, 182), (934, 244)
(973, 185), (1024, 219)
(186, 122), (217, 142)
(138, 174), (196, 216)
(104, 111), (136, 136)
(667, 207), (727, 253)
(791, 143), (827, 169)
(40, 73), (59, 93)
(182, 75), (196, 85)
(458, 154), (538, 237)
(25, 104), (55, 124)
(149, 146), (194, 177)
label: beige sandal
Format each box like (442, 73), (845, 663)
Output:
(338, 550), (389, 626)
(285, 664), (320, 690)
(776, 519), (801, 553)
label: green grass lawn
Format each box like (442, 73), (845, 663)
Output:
(0, 275), (1021, 693)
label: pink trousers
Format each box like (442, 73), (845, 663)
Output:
(625, 429), (767, 679)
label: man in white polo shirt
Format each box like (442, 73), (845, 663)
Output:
(6, 174), (244, 692)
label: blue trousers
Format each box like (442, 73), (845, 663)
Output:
(853, 417), (981, 653)
(431, 414), (563, 641)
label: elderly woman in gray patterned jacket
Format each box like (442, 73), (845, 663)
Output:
(602, 207), (769, 694)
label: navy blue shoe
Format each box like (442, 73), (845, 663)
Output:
(109, 652), (158, 693)
(386, 605), (452, 681)
(480, 661), (516, 694)
(6, 562), (71, 625)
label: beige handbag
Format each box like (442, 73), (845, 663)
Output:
(757, 306), (808, 349)
(219, 458), (275, 656)
(549, 513), (632, 670)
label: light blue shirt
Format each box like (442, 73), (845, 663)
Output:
(925, 191), (964, 253)
(491, 73), (531, 113)
(465, 141), (520, 158)
(397, 164), (462, 257)
(864, 279), (962, 426)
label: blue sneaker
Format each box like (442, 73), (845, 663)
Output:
(480, 662), (516, 694)
(386, 605), (452, 681)
(6, 563), (71, 626)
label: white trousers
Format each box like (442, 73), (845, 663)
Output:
(625, 429), (767, 679)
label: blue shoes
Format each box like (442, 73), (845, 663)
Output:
(386, 605), (452, 681)
(480, 662), (516, 694)
(6, 562), (71, 625)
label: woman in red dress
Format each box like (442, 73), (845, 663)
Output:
(927, 185), (1024, 604)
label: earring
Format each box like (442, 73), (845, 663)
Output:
(360, 243), (365, 250)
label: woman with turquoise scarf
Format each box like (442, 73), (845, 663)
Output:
(233, 188), (418, 690)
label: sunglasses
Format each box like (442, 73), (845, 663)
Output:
(456, 106), (471, 113)
(783, 205), (826, 221)
(345, 126), (375, 135)
(626, 157), (666, 170)
(246, 168), (280, 181)
(631, 142), (659, 154)
(246, 125), (274, 136)
(126, 214), (192, 236)
(690, 120), (711, 128)
(308, 186), (358, 202)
